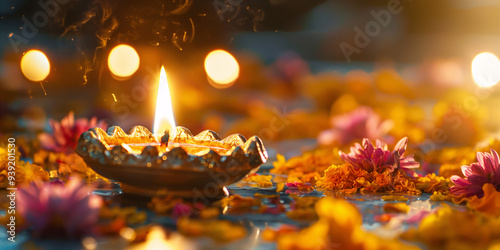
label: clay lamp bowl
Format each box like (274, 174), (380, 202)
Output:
(76, 126), (268, 198)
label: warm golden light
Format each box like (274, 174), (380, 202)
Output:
(153, 66), (176, 136)
(20, 49), (50, 82)
(108, 44), (140, 79)
(204, 49), (239, 88)
(471, 52), (500, 88)
(81, 236), (97, 250)
(119, 227), (136, 242)
(129, 226), (194, 250)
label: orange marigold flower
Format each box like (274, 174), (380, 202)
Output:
(317, 164), (421, 195)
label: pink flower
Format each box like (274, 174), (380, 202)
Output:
(285, 182), (300, 189)
(38, 111), (106, 153)
(450, 149), (500, 198)
(339, 137), (419, 176)
(318, 107), (392, 146)
(172, 203), (193, 218)
(273, 52), (310, 81)
(17, 178), (102, 238)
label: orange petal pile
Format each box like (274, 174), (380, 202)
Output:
(317, 164), (421, 195)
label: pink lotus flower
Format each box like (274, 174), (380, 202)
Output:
(450, 149), (500, 198)
(38, 111), (106, 153)
(318, 107), (393, 146)
(18, 178), (102, 238)
(339, 137), (419, 177)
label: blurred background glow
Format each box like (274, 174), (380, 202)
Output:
(108, 44), (140, 79)
(471, 52), (500, 88)
(20, 50), (50, 82)
(204, 49), (240, 88)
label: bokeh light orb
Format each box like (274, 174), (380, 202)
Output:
(204, 49), (240, 88)
(108, 44), (140, 79)
(471, 52), (500, 88)
(20, 50), (50, 82)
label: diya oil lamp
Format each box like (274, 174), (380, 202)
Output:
(76, 67), (268, 197)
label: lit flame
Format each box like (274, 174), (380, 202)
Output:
(20, 49), (50, 82)
(204, 49), (239, 88)
(471, 52), (500, 88)
(108, 44), (140, 79)
(131, 226), (194, 250)
(153, 66), (176, 136)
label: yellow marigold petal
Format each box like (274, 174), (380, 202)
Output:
(451, 193), (471, 204)
(439, 163), (464, 179)
(383, 203), (410, 213)
(415, 173), (453, 193)
(276, 154), (285, 165)
(382, 195), (408, 202)
(262, 227), (278, 242)
(430, 191), (451, 202)
(276, 182), (285, 193)
(177, 218), (247, 243)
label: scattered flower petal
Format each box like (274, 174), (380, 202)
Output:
(382, 195), (408, 202)
(383, 203), (409, 213)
